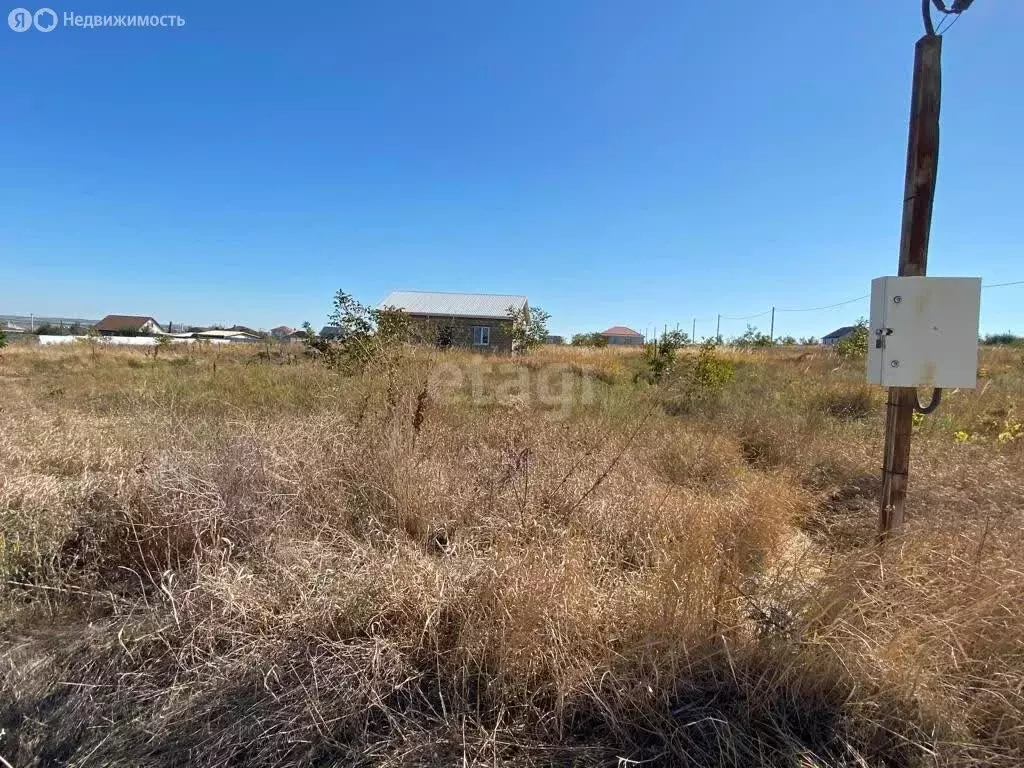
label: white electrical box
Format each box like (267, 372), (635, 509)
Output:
(867, 276), (981, 388)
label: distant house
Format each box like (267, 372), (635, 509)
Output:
(599, 326), (644, 347)
(270, 326), (306, 343)
(0, 321), (31, 344)
(93, 315), (164, 336)
(545, 335), (565, 345)
(377, 290), (528, 353)
(822, 326), (858, 346)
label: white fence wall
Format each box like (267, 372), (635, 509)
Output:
(37, 335), (234, 346)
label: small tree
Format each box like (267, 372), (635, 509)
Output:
(154, 335), (173, 358)
(733, 324), (773, 348)
(307, 290), (412, 373)
(798, 336), (819, 345)
(663, 329), (690, 347)
(638, 330), (688, 384)
(507, 305), (550, 353)
(835, 318), (869, 359)
(0, 328), (7, 348)
(778, 335), (797, 345)
(75, 327), (102, 358)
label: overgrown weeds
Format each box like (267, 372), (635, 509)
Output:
(1, 344), (1022, 766)
(817, 384), (879, 420)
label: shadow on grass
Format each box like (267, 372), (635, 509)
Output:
(2, 629), (942, 768)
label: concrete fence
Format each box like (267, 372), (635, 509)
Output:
(36, 335), (235, 346)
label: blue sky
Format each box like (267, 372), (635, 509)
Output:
(2, 1), (1021, 339)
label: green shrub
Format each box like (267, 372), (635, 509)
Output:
(663, 341), (736, 414)
(507, 305), (550, 352)
(982, 332), (1024, 346)
(571, 332), (608, 348)
(835, 320), (869, 359)
(692, 341), (736, 392)
(304, 290), (412, 374)
(636, 331), (687, 384)
(733, 324), (773, 348)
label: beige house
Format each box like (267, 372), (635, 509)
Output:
(600, 326), (644, 346)
(378, 290), (528, 353)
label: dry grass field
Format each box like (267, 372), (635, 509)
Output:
(1, 341), (1022, 766)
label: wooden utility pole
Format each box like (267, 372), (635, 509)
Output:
(692, 318), (696, 342)
(716, 314), (721, 341)
(769, 306), (775, 343)
(878, 33), (942, 540)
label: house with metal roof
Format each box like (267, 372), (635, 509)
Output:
(93, 315), (165, 336)
(377, 290), (528, 352)
(821, 326), (858, 346)
(599, 326), (644, 346)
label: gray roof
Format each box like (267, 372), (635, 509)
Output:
(378, 291), (527, 320)
(823, 326), (857, 340)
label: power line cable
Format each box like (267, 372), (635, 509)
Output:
(645, 276), (1022, 338)
(719, 309), (772, 321)
(769, 279), (1022, 314)
(776, 294), (870, 313)
(938, 8), (964, 35)
(926, 0), (973, 36)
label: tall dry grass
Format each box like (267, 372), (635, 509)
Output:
(1, 342), (1022, 766)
